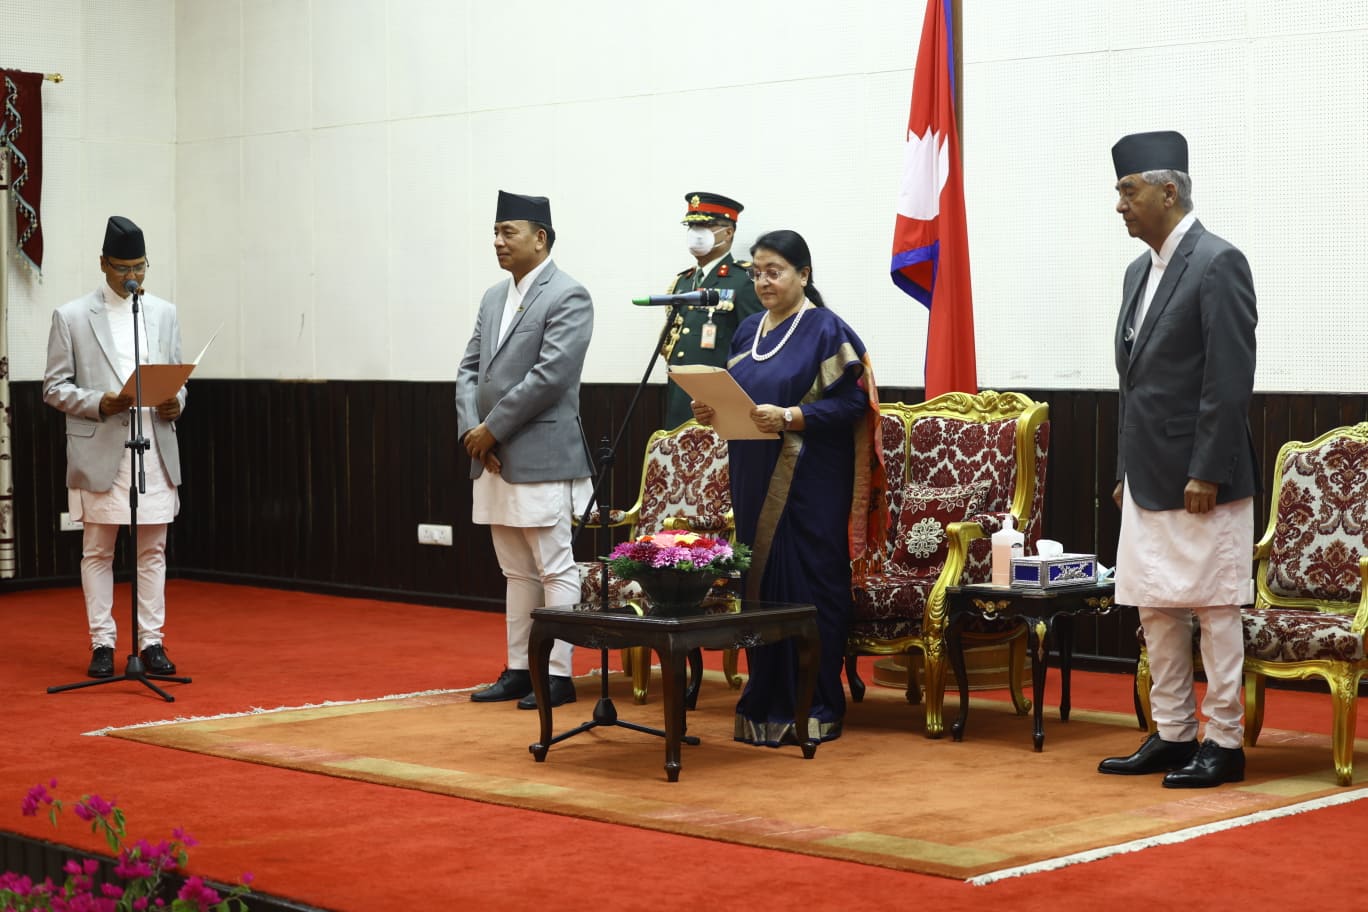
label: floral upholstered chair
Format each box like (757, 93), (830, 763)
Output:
(1137, 422), (1368, 785)
(846, 391), (1050, 737)
(576, 420), (739, 704)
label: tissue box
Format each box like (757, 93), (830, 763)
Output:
(1011, 554), (1097, 589)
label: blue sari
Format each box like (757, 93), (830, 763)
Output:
(727, 305), (869, 746)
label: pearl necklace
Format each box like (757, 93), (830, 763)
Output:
(751, 302), (808, 362)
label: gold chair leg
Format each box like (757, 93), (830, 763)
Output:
(723, 648), (742, 688)
(922, 651), (947, 738)
(1328, 669), (1360, 787)
(627, 645), (651, 704)
(1137, 650), (1156, 734)
(1243, 671), (1266, 746)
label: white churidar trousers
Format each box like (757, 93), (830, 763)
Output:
(81, 521), (168, 650)
(489, 522), (577, 678)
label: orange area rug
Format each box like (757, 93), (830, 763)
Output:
(103, 667), (1368, 881)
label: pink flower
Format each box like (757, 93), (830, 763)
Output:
(176, 875), (223, 911)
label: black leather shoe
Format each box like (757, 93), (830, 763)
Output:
(517, 675), (578, 710)
(1163, 740), (1246, 788)
(470, 668), (533, 703)
(87, 646), (115, 678)
(1098, 732), (1199, 775)
(140, 643), (177, 675)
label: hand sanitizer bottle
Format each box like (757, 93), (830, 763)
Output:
(991, 515), (1024, 587)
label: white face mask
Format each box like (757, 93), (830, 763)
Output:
(686, 226), (717, 257)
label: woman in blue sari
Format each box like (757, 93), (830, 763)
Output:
(691, 229), (879, 746)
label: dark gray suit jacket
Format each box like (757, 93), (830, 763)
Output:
(455, 259), (594, 483)
(1114, 219), (1259, 511)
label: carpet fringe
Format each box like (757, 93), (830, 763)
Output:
(81, 686), (474, 736)
(968, 784), (1368, 885)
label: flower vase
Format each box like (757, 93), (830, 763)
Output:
(632, 568), (715, 615)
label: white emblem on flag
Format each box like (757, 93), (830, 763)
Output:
(897, 126), (949, 220)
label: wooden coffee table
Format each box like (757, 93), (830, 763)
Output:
(945, 581), (1116, 751)
(528, 598), (820, 781)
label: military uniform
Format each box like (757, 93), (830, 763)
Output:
(662, 193), (763, 428)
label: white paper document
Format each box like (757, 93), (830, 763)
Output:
(667, 365), (778, 440)
(118, 323), (223, 404)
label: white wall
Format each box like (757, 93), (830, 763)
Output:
(6, 1), (1368, 393)
(2, 0), (177, 382)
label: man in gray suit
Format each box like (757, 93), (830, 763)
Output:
(456, 191), (594, 710)
(43, 216), (187, 679)
(1097, 131), (1259, 788)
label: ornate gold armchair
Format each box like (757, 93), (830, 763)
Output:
(1139, 422), (1368, 785)
(846, 391), (1050, 737)
(576, 420), (740, 703)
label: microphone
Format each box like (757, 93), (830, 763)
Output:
(123, 279), (142, 296)
(632, 289), (720, 307)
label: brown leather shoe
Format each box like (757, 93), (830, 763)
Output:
(1162, 740), (1245, 788)
(1098, 732), (1199, 775)
(470, 668), (533, 703)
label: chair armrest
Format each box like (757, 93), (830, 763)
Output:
(1352, 556), (1368, 635)
(1253, 530), (1273, 562)
(662, 512), (734, 534)
(573, 507), (633, 529)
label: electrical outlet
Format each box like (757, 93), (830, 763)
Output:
(417, 523), (453, 546)
(59, 512), (83, 532)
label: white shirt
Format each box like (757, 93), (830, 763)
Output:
(496, 257), (552, 347)
(1133, 211), (1197, 335)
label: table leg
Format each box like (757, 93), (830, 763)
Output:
(947, 613), (970, 742)
(658, 642), (690, 782)
(792, 620), (821, 759)
(1053, 613), (1074, 722)
(685, 647), (703, 710)
(527, 626), (556, 763)
(1028, 618), (1048, 752)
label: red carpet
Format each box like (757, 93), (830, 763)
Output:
(2, 581), (1366, 910)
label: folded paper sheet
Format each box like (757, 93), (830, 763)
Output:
(118, 323), (222, 403)
(667, 365), (777, 440)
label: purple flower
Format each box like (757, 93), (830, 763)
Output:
(21, 781), (57, 817)
(171, 826), (199, 848)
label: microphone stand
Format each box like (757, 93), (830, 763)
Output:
(540, 298), (702, 749)
(49, 282), (191, 700)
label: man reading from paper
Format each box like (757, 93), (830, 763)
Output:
(42, 216), (187, 679)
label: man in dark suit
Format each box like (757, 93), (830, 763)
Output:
(660, 192), (762, 428)
(1097, 131), (1259, 788)
(456, 191), (595, 710)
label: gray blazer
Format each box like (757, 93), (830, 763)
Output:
(1114, 219), (1259, 511)
(455, 260), (594, 483)
(42, 289), (186, 492)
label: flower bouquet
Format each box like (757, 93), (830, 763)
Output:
(604, 532), (750, 613)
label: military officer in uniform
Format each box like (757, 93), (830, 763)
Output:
(661, 192), (763, 428)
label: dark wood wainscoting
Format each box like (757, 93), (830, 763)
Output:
(7, 379), (1368, 667)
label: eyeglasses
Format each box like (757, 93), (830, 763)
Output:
(747, 266), (789, 283)
(105, 260), (150, 276)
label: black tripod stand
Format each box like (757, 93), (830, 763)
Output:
(49, 283), (191, 701)
(539, 296), (716, 749)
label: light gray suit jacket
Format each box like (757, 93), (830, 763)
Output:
(455, 260), (594, 482)
(42, 288), (186, 492)
(1114, 219), (1259, 511)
